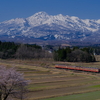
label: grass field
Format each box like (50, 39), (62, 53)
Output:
(0, 57), (100, 100)
(42, 91), (100, 100)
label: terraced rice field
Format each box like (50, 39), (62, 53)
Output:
(0, 58), (100, 100)
(42, 91), (100, 100)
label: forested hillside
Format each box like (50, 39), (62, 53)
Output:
(0, 41), (100, 62)
(0, 41), (52, 59)
(53, 47), (96, 62)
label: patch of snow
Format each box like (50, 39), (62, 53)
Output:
(96, 19), (100, 24)
(82, 19), (91, 26)
(86, 27), (98, 32)
(11, 36), (15, 38)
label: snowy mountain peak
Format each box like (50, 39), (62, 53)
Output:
(26, 11), (50, 26)
(27, 11), (49, 19)
(3, 18), (25, 25)
(71, 16), (80, 21)
(33, 11), (49, 17)
(96, 19), (100, 24)
(0, 11), (100, 43)
(57, 14), (64, 17)
(55, 14), (66, 21)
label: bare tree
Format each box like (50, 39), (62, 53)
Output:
(0, 66), (29, 100)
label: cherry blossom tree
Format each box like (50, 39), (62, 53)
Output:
(0, 66), (29, 100)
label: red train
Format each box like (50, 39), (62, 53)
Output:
(55, 65), (100, 73)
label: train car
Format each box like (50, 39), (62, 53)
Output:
(55, 65), (100, 73)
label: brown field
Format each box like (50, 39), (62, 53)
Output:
(1, 56), (100, 100)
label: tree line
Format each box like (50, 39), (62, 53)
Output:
(53, 46), (96, 62)
(0, 41), (52, 59)
(1, 41), (100, 62)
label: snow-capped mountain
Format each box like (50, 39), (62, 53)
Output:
(0, 11), (100, 44)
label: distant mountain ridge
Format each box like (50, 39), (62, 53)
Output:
(0, 11), (100, 44)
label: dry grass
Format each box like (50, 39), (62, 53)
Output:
(0, 56), (100, 100)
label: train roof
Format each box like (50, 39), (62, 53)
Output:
(55, 64), (99, 69)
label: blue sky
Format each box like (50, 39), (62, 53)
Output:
(0, 0), (100, 22)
